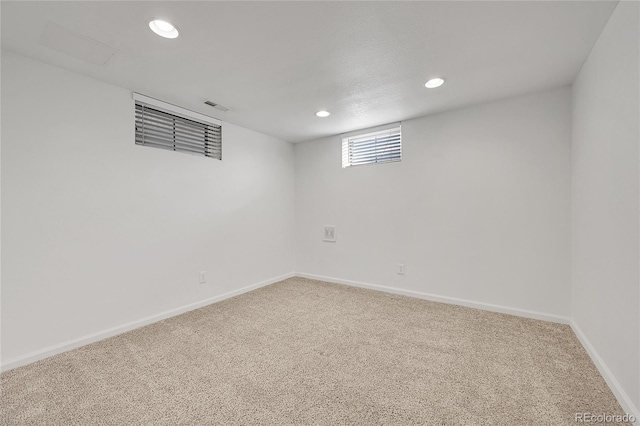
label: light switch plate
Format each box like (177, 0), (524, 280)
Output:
(323, 225), (336, 242)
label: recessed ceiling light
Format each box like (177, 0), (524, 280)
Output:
(148, 19), (179, 39)
(425, 77), (445, 89)
(316, 110), (331, 118)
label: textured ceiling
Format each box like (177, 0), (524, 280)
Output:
(1, 1), (618, 142)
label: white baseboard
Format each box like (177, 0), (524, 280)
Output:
(295, 272), (570, 324)
(1, 272), (295, 372)
(570, 320), (640, 423)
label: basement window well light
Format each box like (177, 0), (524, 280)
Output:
(342, 125), (402, 168)
(149, 19), (179, 39)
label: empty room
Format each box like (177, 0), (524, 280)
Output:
(1, 1), (638, 424)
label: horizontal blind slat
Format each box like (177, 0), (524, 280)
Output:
(348, 133), (401, 144)
(136, 125), (219, 148)
(351, 158), (400, 166)
(350, 135), (401, 145)
(350, 152), (402, 161)
(351, 153), (401, 161)
(349, 145), (401, 157)
(349, 142), (399, 151)
(136, 113), (220, 139)
(351, 150), (402, 159)
(138, 135), (221, 154)
(137, 106), (219, 131)
(349, 157), (401, 164)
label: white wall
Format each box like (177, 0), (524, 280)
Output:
(1, 51), (295, 364)
(571, 0), (640, 415)
(295, 87), (571, 319)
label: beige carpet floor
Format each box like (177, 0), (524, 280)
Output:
(0, 277), (628, 425)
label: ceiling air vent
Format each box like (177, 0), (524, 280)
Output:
(204, 101), (231, 112)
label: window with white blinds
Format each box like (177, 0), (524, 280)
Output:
(342, 126), (401, 168)
(134, 97), (222, 160)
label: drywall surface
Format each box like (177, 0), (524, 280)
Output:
(295, 87), (571, 318)
(571, 0), (640, 413)
(1, 52), (295, 363)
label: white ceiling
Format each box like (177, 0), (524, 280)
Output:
(1, 1), (617, 143)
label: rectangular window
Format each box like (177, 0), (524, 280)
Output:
(342, 125), (401, 168)
(134, 93), (222, 160)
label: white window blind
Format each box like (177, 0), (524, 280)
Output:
(134, 95), (222, 160)
(342, 126), (401, 168)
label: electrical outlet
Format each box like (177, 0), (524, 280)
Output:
(397, 264), (405, 275)
(199, 271), (207, 284)
(323, 225), (336, 242)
